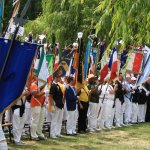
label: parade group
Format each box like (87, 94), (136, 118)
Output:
(0, 33), (150, 150)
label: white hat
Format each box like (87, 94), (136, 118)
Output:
(131, 77), (137, 81)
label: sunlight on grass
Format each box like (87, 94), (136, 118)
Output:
(8, 123), (150, 150)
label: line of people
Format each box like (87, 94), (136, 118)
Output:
(0, 74), (150, 147)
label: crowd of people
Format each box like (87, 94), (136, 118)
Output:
(0, 71), (150, 149)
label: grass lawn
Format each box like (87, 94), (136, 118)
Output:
(8, 123), (150, 150)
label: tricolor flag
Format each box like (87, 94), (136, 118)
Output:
(108, 48), (118, 79)
(126, 51), (143, 73)
(100, 53), (109, 81)
(0, 38), (37, 114)
(34, 46), (49, 86)
(121, 50), (128, 68)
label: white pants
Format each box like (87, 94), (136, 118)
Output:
(110, 107), (115, 126)
(50, 106), (63, 137)
(0, 124), (8, 150)
(88, 102), (99, 130)
(46, 104), (52, 122)
(131, 103), (138, 123)
(63, 102), (68, 121)
(12, 108), (25, 142)
(97, 99), (106, 128)
(114, 98), (124, 126)
(25, 102), (31, 125)
(138, 103), (147, 123)
(124, 97), (132, 123)
(98, 99), (114, 128)
(66, 109), (78, 134)
(30, 106), (45, 138)
(104, 100), (114, 128)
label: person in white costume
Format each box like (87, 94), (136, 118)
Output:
(98, 75), (116, 129)
(12, 88), (29, 145)
(0, 116), (8, 150)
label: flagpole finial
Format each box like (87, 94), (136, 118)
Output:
(78, 32), (83, 39)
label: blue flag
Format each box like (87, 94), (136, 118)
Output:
(121, 50), (128, 68)
(0, 38), (37, 114)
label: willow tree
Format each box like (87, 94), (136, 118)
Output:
(95, 0), (150, 50)
(25, 0), (99, 48)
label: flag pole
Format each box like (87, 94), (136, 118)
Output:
(0, 0), (31, 81)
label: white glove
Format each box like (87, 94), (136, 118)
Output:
(138, 86), (142, 90)
(44, 90), (49, 94)
(146, 91), (150, 96)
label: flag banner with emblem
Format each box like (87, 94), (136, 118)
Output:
(0, 38), (37, 114)
(53, 49), (74, 78)
(46, 54), (53, 75)
(34, 46), (49, 86)
(126, 50), (143, 73)
(0, 0), (4, 32)
(84, 39), (92, 79)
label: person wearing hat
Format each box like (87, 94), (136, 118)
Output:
(49, 76), (64, 138)
(65, 77), (78, 135)
(97, 74), (115, 130)
(87, 77), (100, 132)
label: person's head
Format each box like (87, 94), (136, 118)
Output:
(67, 76), (75, 86)
(126, 77), (131, 83)
(53, 76), (61, 83)
(118, 73), (123, 81)
(146, 77), (150, 84)
(131, 77), (137, 84)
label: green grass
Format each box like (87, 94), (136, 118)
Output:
(8, 123), (150, 150)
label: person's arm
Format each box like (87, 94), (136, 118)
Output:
(31, 90), (45, 98)
(49, 94), (55, 106)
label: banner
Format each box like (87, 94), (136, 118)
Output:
(46, 54), (53, 75)
(0, 38), (37, 114)
(53, 49), (74, 78)
(0, 0), (4, 32)
(34, 47), (49, 86)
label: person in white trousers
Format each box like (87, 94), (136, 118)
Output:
(87, 81), (100, 132)
(30, 80), (47, 140)
(114, 73), (125, 127)
(123, 76), (132, 125)
(65, 77), (78, 135)
(130, 77), (138, 123)
(12, 88), (29, 145)
(49, 77), (64, 138)
(98, 76), (115, 129)
(0, 116), (8, 150)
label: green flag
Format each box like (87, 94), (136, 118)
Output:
(46, 54), (54, 75)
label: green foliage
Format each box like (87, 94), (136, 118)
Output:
(25, 0), (100, 48)
(3, 0), (42, 31)
(95, 0), (150, 50)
